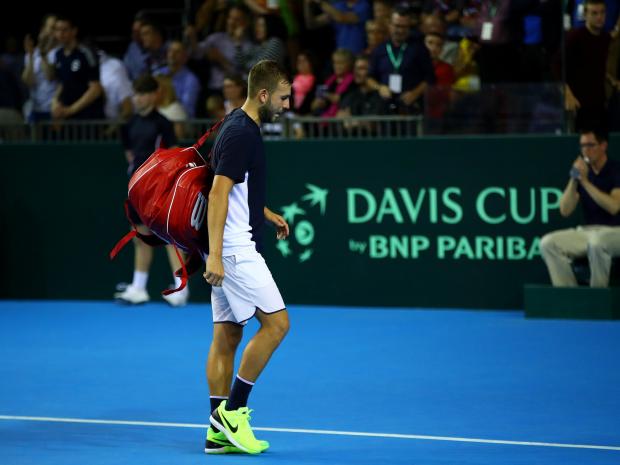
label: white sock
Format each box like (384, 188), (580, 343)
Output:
(132, 271), (149, 290)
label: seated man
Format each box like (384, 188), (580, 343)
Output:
(540, 128), (620, 287)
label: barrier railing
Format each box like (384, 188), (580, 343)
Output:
(0, 116), (424, 143)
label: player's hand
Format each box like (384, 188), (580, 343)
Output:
(265, 208), (289, 240)
(204, 255), (224, 287)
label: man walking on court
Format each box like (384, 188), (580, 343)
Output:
(202, 60), (291, 454)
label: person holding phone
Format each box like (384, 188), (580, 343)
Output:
(539, 128), (620, 287)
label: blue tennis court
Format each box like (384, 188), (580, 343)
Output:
(1, 301), (619, 465)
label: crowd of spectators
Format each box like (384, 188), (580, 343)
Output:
(1, 0), (620, 137)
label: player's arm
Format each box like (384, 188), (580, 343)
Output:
(579, 183), (620, 216)
(205, 175), (235, 286)
(264, 207), (289, 240)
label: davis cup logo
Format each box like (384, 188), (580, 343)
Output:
(277, 184), (328, 263)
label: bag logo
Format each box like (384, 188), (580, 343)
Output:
(191, 192), (207, 231)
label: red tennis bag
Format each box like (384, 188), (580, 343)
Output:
(109, 120), (223, 295)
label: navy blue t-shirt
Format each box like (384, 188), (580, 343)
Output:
(54, 45), (105, 119)
(210, 109), (266, 252)
(369, 39), (436, 93)
(577, 158), (620, 226)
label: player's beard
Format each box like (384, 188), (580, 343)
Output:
(258, 101), (279, 123)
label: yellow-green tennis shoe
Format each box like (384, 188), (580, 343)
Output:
(204, 426), (269, 454)
(209, 401), (265, 454)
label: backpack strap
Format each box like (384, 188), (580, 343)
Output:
(176, 251), (204, 277)
(192, 116), (226, 152)
(164, 250), (204, 296)
(109, 200), (167, 260)
(162, 244), (189, 295)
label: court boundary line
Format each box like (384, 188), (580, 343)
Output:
(1, 415), (619, 451)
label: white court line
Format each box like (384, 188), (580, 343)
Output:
(0, 415), (619, 452)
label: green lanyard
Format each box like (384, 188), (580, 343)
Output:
(487, 0), (497, 19)
(386, 43), (407, 72)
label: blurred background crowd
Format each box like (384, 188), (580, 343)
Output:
(1, 0), (620, 137)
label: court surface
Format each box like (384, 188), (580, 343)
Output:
(1, 300), (619, 465)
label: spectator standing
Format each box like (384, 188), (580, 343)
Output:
(99, 50), (133, 122)
(363, 19), (388, 56)
(158, 39), (201, 118)
(237, 15), (288, 70)
(304, 0), (371, 54)
(123, 13), (149, 81)
(186, 4), (253, 96)
(50, 15), (105, 120)
(368, 7), (436, 114)
(474, 0), (523, 84)
(192, 0), (231, 39)
(422, 0), (463, 38)
(22, 14), (58, 123)
(571, 0), (620, 33)
(562, 0), (611, 131)
(140, 19), (169, 76)
(372, 0), (394, 29)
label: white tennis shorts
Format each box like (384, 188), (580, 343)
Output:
(209, 248), (285, 325)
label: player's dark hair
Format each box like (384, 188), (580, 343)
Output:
(247, 60), (290, 98)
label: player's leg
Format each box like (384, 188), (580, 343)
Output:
(162, 245), (189, 307)
(210, 309), (288, 454)
(207, 322), (243, 405)
(539, 227), (588, 286)
(206, 280), (270, 454)
(209, 252), (285, 453)
(115, 224), (152, 304)
(205, 321), (245, 454)
(235, 309), (289, 386)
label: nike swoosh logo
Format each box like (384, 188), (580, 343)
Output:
(221, 413), (238, 433)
